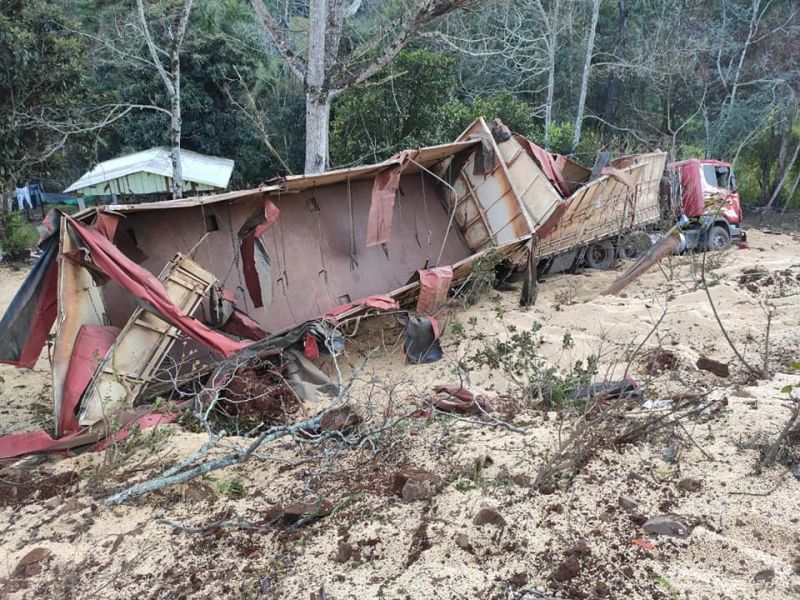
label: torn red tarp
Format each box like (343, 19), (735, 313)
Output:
(65, 216), (249, 358)
(324, 295), (400, 320)
(0, 411), (177, 459)
(93, 211), (121, 241)
(516, 136), (572, 197)
(60, 325), (120, 435)
(416, 266), (453, 317)
(0, 225), (59, 368)
(220, 308), (267, 341)
(240, 198), (280, 308)
(366, 150), (419, 247)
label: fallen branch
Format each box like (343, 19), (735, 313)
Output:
(759, 399), (800, 470)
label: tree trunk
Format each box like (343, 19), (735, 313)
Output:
(781, 167), (800, 212)
(764, 140), (800, 210)
(573, 0), (600, 153)
(170, 75), (183, 200)
(542, 0), (561, 150)
(304, 91), (331, 174)
(602, 0), (628, 145)
(304, 0), (329, 174)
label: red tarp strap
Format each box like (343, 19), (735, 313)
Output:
(60, 325), (120, 435)
(416, 266), (453, 317)
(241, 198), (280, 308)
(366, 150), (418, 247)
(517, 137), (572, 197)
(324, 294), (400, 320)
(65, 216), (248, 358)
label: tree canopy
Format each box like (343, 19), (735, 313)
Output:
(2, 0), (799, 209)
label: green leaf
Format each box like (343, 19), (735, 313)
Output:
(780, 385), (793, 394)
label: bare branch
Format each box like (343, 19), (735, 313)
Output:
(249, 0), (307, 81)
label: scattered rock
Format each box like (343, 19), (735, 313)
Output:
(754, 568), (775, 582)
(454, 533), (474, 554)
(58, 499), (87, 515)
(643, 515), (692, 538)
(511, 473), (532, 487)
(678, 478), (702, 492)
(335, 542), (354, 563)
(552, 555), (581, 582)
(618, 495), (638, 510)
(391, 469), (442, 503)
(473, 506), (506, 528)
(594, 581), (610, 597)
(406, 521), (431, 566)
(629, 513), (648, 526)
(696, 356), (730, 378)
(13, 548), (51, 578)
(508, 572), (528, 587)
(319, 405), (361, 433)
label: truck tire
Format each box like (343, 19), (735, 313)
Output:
(618, 231), (652, 260)
(585, 240), (615, 270)
(706, 225), (731, 251)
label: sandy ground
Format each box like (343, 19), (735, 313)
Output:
(1, 229), (799, 599)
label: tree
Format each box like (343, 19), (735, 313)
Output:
(249, 0), (469, 173)
(572, 0), (600, 152)
(135, 0), (195, 199)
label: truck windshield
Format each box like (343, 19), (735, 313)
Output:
(702, 164), (733, 190)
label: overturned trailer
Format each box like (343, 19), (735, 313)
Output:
(0, 118), (666, 457)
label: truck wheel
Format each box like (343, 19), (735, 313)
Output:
(618, 231), (652, 260)
(706, 225), (731, 251)
(585, 240), (615, 270)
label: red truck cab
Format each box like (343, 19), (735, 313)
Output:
(667, 159), (744, 249)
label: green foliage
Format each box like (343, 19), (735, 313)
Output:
(0, 0), (88, 185)
(437, 92), (541, 141)
(468, 322), (598, 408)
(215, 479), (247, 498)
(0, 212), (38, 260)
(330, 49), (458, 165)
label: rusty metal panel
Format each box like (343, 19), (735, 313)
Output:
(79, 254), (216, 426)
(537, 152), (667, 257)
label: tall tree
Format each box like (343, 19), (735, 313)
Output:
(572, 0), (600, 151)
(249, 0), (469, 173)
(135, 0), (195, 199)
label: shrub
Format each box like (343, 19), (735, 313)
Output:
(0, 211), (38, 260)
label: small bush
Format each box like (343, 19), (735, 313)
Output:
(0, 211), (38, 260)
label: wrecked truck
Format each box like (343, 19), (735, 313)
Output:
(0, 117), (669, 458)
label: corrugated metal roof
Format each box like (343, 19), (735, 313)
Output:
(64, 147), (235, 194)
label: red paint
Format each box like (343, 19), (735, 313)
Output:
(366, 150), (419, 246)
(60, 325), (120, 435)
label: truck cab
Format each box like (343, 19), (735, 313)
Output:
(667, 159), (744, 250)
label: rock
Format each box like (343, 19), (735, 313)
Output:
(678, 477), (702, 492)
(13, 548), (51, 578)
(391, 469), (442, 503)
(319, 405), (361, 433)
(754, 568), (775, 582)
(552, 555), (581, 582)
(454, 533), (474, 554)
(58, 499), (87, 515)
(567, 540), (591, 557)
(473, 506), (506, 527)
(406, 521), (431, 566)
(618, 495), (638, 510)
(629, 513), (648, 526)
(594, 581), (610, 597)
(643, 515), (692, 538)
(335, 542), (354, 563)
(696, 356), (730, 378)
(511, 474), (532, 487)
